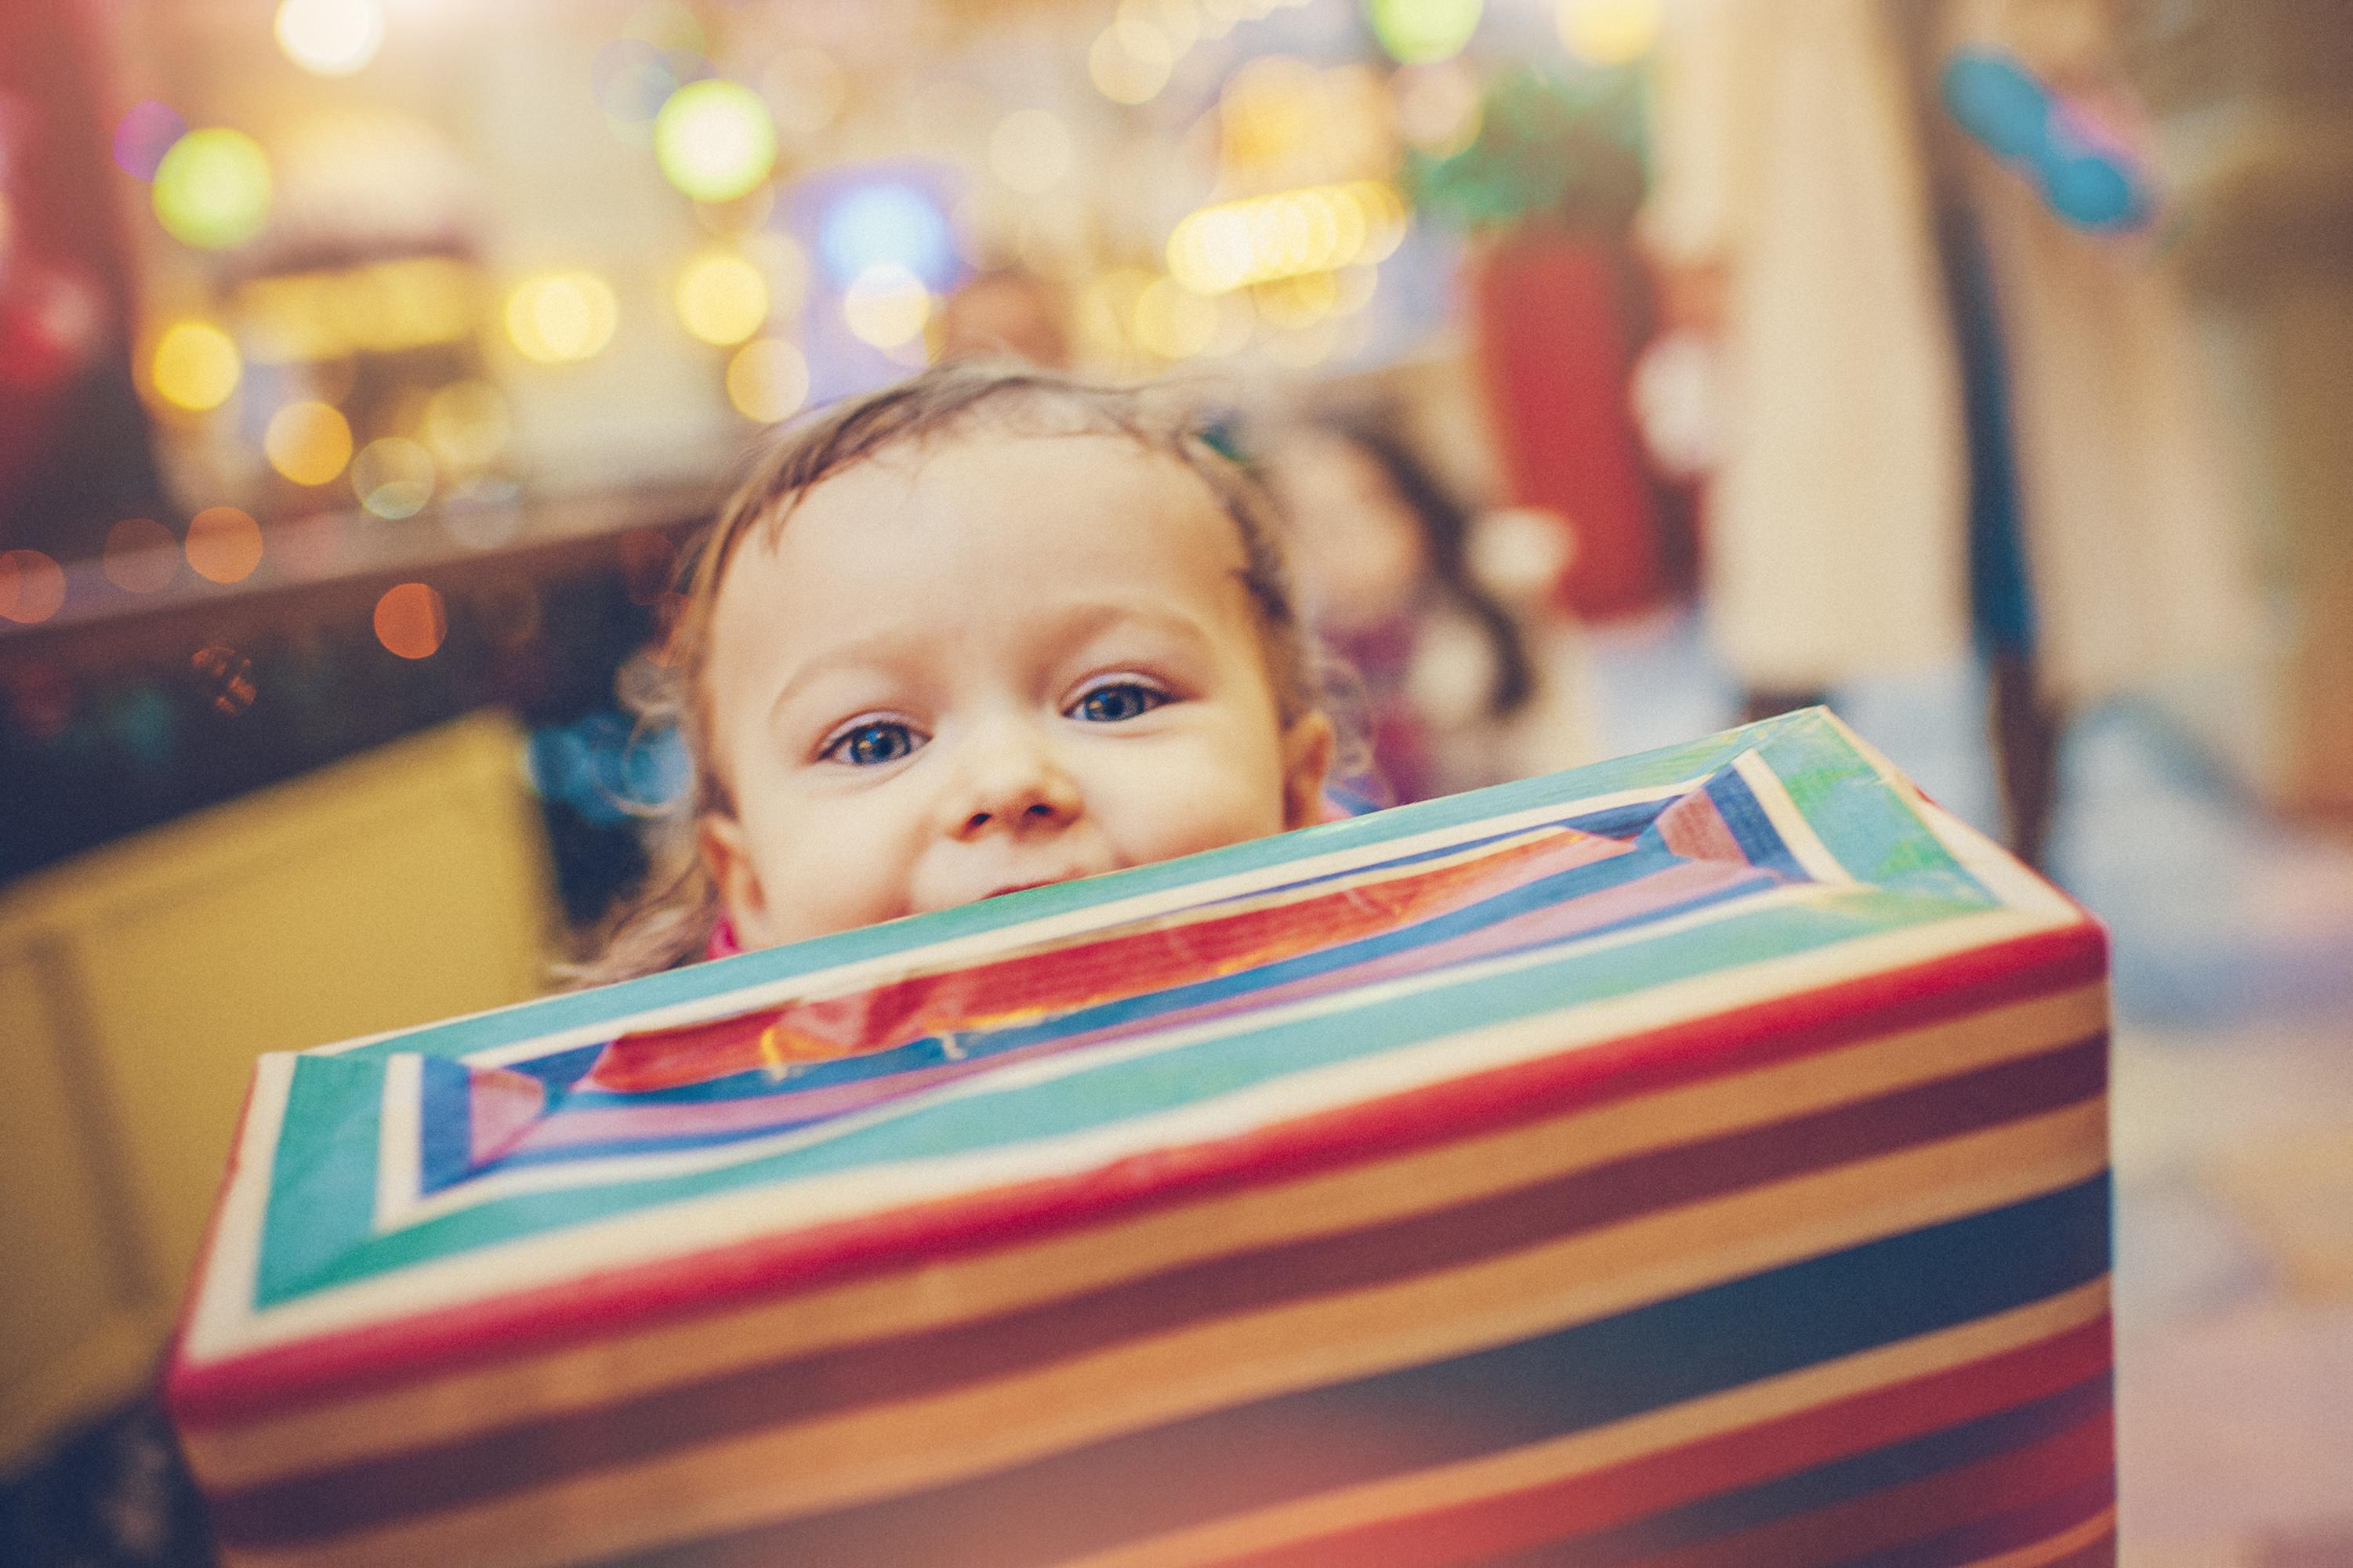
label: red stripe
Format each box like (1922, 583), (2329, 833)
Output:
(1622, 1408), (2115, 1568)
(169, 922), (2101, 1429)
(1217, 1315), (2113, 1568)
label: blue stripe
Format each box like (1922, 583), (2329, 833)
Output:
(418, 1059), (475, 1195)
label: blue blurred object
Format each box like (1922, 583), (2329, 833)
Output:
(818, 179), (957, 290)
(529, 712), (691, 827)
(1941, 50), (2151, 232)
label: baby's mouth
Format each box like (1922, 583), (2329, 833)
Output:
(981, 875), (1076, 901)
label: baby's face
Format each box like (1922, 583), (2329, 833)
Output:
(699, 431), (1332, 950)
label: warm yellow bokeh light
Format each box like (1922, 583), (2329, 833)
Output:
(504, 272), (618, 364)
(1166, 182), (1406, 294)
(989, 110), (1075, 194)
(150, 320), (243, 411)
(151, 129), (272, 250)
(1132, 277), (1220, 360)
(1089, 25), (1173, 105)
(1556, 0), (1662, 64)
(186, 507), (264, 584)
(352, 436), (437, 519)
(842, 262), (931, 348)
(264, 400), (354, 486)
(725, 339), (810, 423)
(274, 0), (383, 76)
(674, 251), (770, 346)
(654, 80), (778, 204)
(422, 380), (511, 472)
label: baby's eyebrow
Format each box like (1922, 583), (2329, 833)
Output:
(763, 628), (931, 733)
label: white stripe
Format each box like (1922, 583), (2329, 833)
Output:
(372, 1055), (425, 1233)
(1731, 750), (1855, 886)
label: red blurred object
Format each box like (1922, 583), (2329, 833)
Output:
(1468, 234), (1671, 622)
(0, 0), (158, 557)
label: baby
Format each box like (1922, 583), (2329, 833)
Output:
(582, 361), (1336, 983)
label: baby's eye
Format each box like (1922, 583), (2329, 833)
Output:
(821, 719), (920, 766)
(1068, 680), (1169, 724)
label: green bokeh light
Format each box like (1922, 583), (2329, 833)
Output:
(653, 80), (777, 205)
(152, 128), (273, 250)
(1365, 0), (1485, 65)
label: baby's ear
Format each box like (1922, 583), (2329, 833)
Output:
(1280, 711), (1336, 831)
(698, 813), (774, 949)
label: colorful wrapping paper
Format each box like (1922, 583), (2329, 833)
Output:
(166, 710), (2115, 1567)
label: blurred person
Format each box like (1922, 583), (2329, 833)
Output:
(1261, 413), (1590, 806)
(1643, 0), (2255, 866)
(931, 266), (1071, 369)
(574, 360), (1334, 983)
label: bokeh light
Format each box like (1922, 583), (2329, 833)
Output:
(0, 550), (67, 625)
(113, 101), (187, 181)
(1133, 277), (1221, 360)
(653, 79), (777, 204)
(422, 380), (511, 472)
(351, 436), (437, 519)
(374, 582), (448, 659)
(263, 400), (354, 486)
(989, 110), (1075, 194)
(1166, 182), (1408, 294)
(1365, 0), (1484, 65)
(274, 0), (384, 76)
(1089, 23), (1174, 105)
(103, 519), (180, 594)
(149, 320), (242, 411)
(724, 338), (810, 422)
(842, 262), (931, 348)
(186, 507), (264, 584)
(151, 128), (272, 250)
(1555, 0), (1662, 64)
(819, 183), (955, 291)
(504, 271), (618, 363)
(674, 251), (770, 345)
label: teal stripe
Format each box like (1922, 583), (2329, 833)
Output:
(256, 1056), (394, 1305)
(257, 883), (1985, 1306)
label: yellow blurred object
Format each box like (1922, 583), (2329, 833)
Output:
(0, 715), (557, 1472)
(842, 262), (931, 347)
(1556, 0), (1662, 65)
(1166, 181), (1405, 294)
(151, 129), (272, 252)
(725, 337), (810, 422)
(504, 270), (618, 364)
(263, 400), (353, 486)
(674, 251), (770, 346)
(149, 320), (242, 411)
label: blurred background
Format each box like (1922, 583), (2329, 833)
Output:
(0, 0), (2346, 1562)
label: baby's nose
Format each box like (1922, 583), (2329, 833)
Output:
(941, 725), (1082, 839)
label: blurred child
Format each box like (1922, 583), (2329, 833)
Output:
(577, 360), (1335, 983)
(1261, 413), (1588, 806)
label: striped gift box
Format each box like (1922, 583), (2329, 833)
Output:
(166, 709), (2115, 1567)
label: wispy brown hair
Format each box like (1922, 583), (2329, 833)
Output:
(568, 359), (1332, 987)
